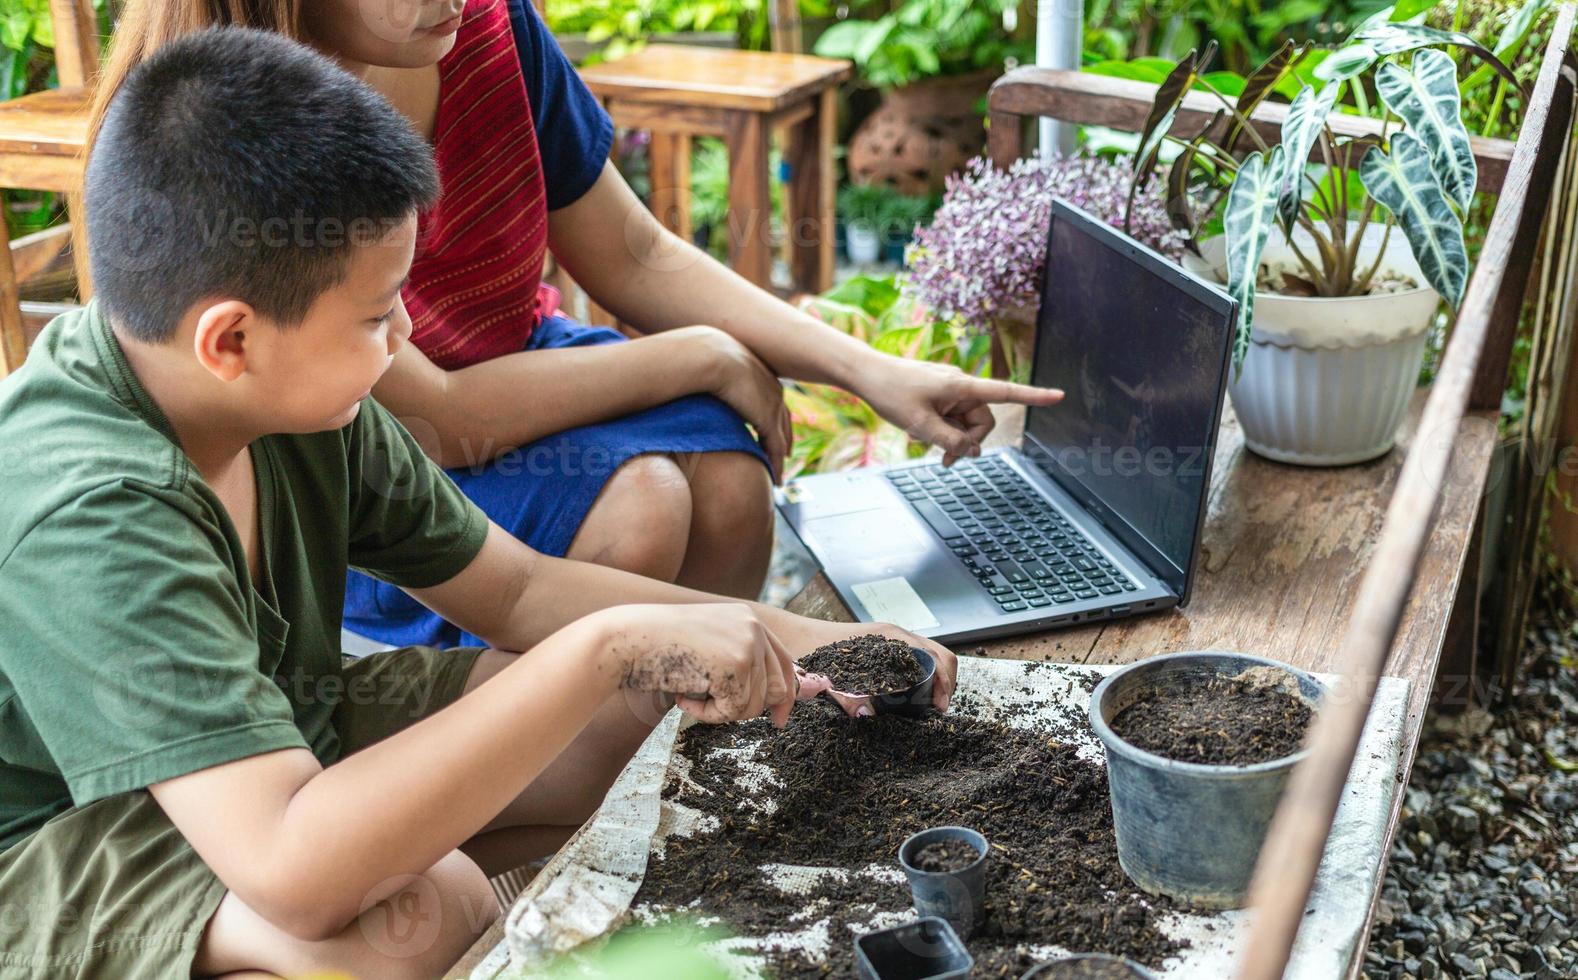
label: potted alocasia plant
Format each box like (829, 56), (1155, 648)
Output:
(1132, 24), (1523, 465)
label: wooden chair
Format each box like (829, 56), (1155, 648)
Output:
(574, 2), (850, 295)
(0, 0), (96, 380)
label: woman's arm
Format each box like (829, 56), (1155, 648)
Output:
(373, 322), (789, 475)
(549, 162), (1064, 463)
(548, 161), (883, 387)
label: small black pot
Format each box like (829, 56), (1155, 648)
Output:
(1020, 953), (1157, 978)
(898, 826), (988, 939)
(854, 916), (973, 980)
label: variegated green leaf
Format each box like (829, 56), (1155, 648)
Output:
(1353, 23), (1523, 90)
(1225, 145), (1286, 370)
(1359, 132), (1469, 305)
(1376, 48), (1476, 210)
(1277, 82), (1340, 226)
(1314, 43), (1377, 82)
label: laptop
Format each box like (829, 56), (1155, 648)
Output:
(777, 199), (1239, 644)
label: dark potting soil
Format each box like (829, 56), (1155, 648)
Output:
(1110, 672), (1313, 766)
(798, 633), (926, 694)
(634, 694), (1184, 978)
(909, 837), (981, 873)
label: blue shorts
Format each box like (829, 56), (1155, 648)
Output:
(343, 316), (770, 648)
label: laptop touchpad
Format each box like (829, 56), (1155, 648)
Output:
(803, 509), (931, 565)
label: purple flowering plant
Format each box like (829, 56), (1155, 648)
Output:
(902, 153), (1187, 334)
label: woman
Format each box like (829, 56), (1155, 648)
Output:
(87, 0), (1058, 646)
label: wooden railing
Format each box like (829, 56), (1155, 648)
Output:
(981, 8), (1578, 975)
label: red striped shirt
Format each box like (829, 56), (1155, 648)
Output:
(405, 0), (549, 370)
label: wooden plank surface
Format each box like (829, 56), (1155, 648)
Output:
(986, 68), (1516, 195)
(788, 393), (1495, 762)
(786, 393), (1498, 977)
(579, 44), (851, 113)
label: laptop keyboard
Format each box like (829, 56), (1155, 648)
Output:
(885, 457), (1138, 612)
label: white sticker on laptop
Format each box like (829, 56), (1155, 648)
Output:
(851, 577), (940, 632)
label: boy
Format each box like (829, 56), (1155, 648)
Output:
(0, 27), (955, 979)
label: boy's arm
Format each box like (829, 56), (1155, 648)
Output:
(150, 602), (793, 941)
(405, 522), (958, 708)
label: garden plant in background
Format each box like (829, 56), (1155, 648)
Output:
(815, 0), (1032, 193)
(1131, 17), (1524, 465)
(836, 181), (937, 265)
(786, 273), (991, 478)
(544, 0), (799, 62)
(903, 153), (1186, 381)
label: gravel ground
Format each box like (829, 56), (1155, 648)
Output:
(1366, 605), (1578, 980)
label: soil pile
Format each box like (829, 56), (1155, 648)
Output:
(910, 837), (981, 873)
(635, 690), (1183, 978)
(798, 634), (927, 694)
(1110, 673), (1312, 766)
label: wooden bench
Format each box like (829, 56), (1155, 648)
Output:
(452, 9), (1578, 976)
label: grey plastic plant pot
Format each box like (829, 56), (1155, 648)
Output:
(1020, 952), (1158, 978)
(1088, 651), (1325, 910)
(854, 916), (974, 980)
(872, 647), (936, 718)
(898, 826), (988, 939)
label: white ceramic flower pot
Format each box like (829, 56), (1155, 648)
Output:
(1186, 225), (1441, 466)
(846, 222), (882, 265)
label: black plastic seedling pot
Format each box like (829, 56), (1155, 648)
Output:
(1019, 952), (1158, 978)
(897, 826), (988, 938)
(1088, 651), (1326, 909)
(854, 916), (974, 980)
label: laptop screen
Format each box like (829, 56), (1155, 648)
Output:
(1023, 201), (1236, 597)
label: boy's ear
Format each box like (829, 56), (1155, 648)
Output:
(191, 300), (259, 383)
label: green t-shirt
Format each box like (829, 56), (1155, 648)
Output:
(0, 302), (489, 852)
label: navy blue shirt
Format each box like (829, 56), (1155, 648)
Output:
(504, 0), (614, 211)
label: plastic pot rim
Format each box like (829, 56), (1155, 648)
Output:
(1088, 651), (1327, 778)
(897, 825), (988, 877)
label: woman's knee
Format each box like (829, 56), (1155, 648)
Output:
(688, 452), (772, 544)
(677, 452), (773, 596)
(568, 454), (693, 581)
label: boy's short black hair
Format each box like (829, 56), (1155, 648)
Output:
(86, 27), (440, 343)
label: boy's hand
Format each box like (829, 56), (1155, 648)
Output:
(602, 603), (799, 727)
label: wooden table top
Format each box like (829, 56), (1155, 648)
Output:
(578, 44), (853, 112)
(785, 393), (1497, 979)
(450, 392), (1497, 977)
(790, 393), (1495, 769)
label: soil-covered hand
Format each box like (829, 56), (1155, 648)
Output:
(685, 325), (791, 483)
(600, 603), (799, 726)
(855, 357), (1065, 466)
